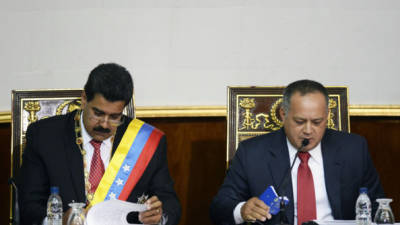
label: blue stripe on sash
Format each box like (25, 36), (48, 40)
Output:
(104, 123), (154, 200)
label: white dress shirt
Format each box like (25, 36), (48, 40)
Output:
(233, 139), (334, 224)
(80, 114), (113, 170)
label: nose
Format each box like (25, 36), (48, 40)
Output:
(303, 121), (312, 135)
(99, 116), (111, 128)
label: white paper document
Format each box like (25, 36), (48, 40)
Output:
(313, 220), (358, 225)
(314, 220), (400, 225)
(86, 200), (148, 225)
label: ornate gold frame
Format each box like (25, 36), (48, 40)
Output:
(226, 86), (350, 164)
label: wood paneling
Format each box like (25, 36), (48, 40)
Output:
(0, 123), (11, 225)
(1, 116), (399, 225)
(350, 116), (400, 220)
(142, 117), (227, 225)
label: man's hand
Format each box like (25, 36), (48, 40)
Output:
(62, 208), (72, 225)
(139, 196), (163, 224)
(241, 197), (272, 222)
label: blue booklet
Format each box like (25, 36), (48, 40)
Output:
(259, 186), (289, 215)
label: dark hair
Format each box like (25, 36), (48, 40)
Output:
(282, 79), (329, 115)
(84, 63), (133, 106)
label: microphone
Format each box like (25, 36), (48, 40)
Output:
(9, 178), (20, 225)
(275, 139), (309, 225)
(299, 139), (310, 152)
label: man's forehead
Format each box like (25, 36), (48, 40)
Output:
(288, 93), (328, 114)
(293, 115), (325, 120)
(91, 105), (121, 114)
(88, 97), (125, 113)
(291, 90), (324, 98)
(290, 92), (327, 105)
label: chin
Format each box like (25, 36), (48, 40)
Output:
(92, 137), (104, 142)
(94, 134), (110, 141)
(306, 143), (318, 151)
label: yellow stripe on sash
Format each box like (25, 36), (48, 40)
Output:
(90, 119), (144, 206)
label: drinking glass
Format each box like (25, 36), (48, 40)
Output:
(374, 198), (395, 224)
(67, 202), (86, 225)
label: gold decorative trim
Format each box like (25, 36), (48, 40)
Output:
(349, 105), (400, 116)
(135, 106), (227, 118)
(1, 105), (400, 123)
(0, 112), (11, 123)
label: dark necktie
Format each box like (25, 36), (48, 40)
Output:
(297, 152), (316, 225)
(89, 139), (105, 194)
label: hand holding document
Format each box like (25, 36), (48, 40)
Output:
(86, 200), (148, 225)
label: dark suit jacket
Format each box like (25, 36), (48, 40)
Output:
(210, 128), (384, 225)
(18, 110), (181, 225)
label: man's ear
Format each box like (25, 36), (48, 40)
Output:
(279, 108), (286, 123)
(81, 91), (87, 109)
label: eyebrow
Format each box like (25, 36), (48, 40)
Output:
(92, 107), (123, 117)
(293, 117), (324, 121)
(92, 107), (105, 114)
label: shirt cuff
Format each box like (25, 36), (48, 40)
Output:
(233, 201), (246, 224)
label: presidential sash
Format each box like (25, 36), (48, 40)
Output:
(89, 119), (163, 206)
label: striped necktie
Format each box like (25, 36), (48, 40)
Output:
(89, 139), (105, 194)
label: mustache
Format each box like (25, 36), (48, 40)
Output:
(93, 126), (111, 133)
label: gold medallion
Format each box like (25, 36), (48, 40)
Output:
(87, 193), (93, 201)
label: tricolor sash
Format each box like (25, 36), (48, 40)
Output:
(89, 119), (163, 206)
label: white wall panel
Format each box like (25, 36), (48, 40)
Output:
(1, 0), (399, 110)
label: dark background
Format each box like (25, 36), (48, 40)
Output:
(1, 116), (399, 225)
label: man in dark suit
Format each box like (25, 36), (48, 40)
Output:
(210, 80), (384, 225)
(18, 63), (181, 225)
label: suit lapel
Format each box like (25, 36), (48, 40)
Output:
(63, 111), (86, 202)
(266, 129), (295, 225)
(321, 129), (343, 219)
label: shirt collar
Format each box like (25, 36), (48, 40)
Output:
(80, 111), (113, 148)
(286, 138), (323, 164)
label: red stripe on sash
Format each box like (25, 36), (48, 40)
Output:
(118, 129), (163, 200)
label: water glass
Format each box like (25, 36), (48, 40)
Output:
(67, 202), (86, 225)
(374, 198), (395, 224)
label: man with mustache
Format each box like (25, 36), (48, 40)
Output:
(18, 63), (181, 225)
(210, 80), (384, 225)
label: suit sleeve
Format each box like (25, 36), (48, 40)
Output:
(210, 142), (251, 225)
(150, 136), (181, 225)
(17, 122), (49, 225)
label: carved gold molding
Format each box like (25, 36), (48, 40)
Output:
(1, 105), (400, 123)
